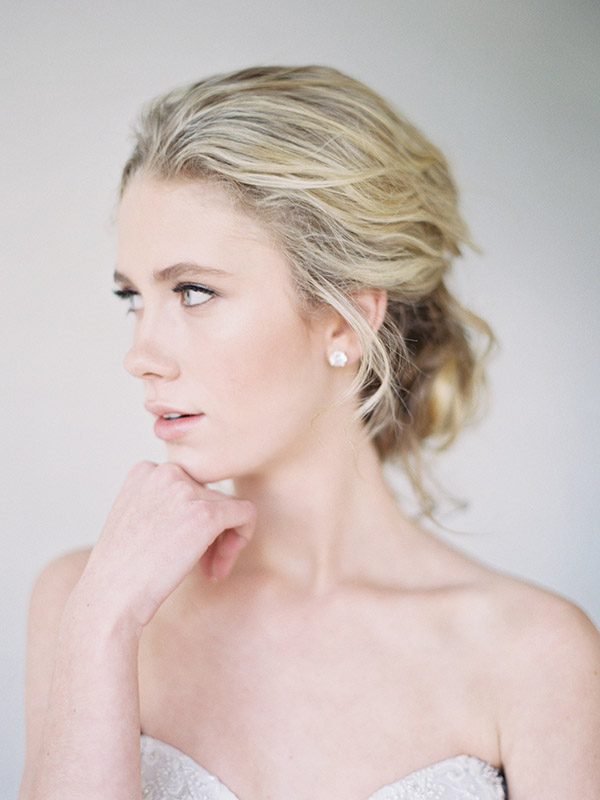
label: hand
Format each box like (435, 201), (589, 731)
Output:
(75, 461), (256, 628)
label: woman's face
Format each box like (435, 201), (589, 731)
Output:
(116, 177), (342, 484)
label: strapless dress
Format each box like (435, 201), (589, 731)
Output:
(140, 734), (507, 799)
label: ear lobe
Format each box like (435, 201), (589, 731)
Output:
(327, 289), (387, 366)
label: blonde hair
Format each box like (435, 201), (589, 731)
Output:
(121, 65), (493, 512)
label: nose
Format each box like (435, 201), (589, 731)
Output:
(123, 332), (180, 382)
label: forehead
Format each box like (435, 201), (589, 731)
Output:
(117, 176), (285, 281)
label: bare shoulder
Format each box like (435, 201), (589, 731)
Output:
(21, 549), (94, 790)
(28, 548), (93, 626)
(431, 536), (599, 654)
(472, 565), (600, 662)
(457, 563), (600, 796)
(26, 548), (93, 669)
(428, 538), (600, 687)
(488, 570), (600, 696)
(432, 544), (600, 793)
(501, 586), (600, 795)
(32, 547), (92, 593)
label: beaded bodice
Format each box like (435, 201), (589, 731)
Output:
(140, 734), (506, 799)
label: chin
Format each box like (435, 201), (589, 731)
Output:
(163, 443), (240, 485)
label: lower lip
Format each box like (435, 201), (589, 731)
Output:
(153, 414), (205, 441)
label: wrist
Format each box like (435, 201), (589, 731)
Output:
(61, 581), (144, 644)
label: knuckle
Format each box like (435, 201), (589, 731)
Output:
(155, 462), (185, 483)
(127, 460), (156, 480)
(194, 500), (215, 523)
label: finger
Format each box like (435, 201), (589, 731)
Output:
(198, 548), (214, 580)
(199, 530), (249, 581)
(209, 499), (257, 544)
(215, 531), (249, 580)
(196, 499), (256, 581)
(218, 529), (247, 558)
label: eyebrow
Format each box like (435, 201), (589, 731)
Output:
(113, 261), (232, 286)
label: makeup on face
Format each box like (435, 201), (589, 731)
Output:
(115, 178), (339, 484)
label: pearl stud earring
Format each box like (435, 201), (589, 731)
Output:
(329, 350), (348, 367)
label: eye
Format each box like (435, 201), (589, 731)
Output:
(113, 288), (143, 313)
(173, 283), (216, 307)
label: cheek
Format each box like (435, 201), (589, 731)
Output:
(212, 313), (328, 411)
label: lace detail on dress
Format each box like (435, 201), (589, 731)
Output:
(140, 735), (506, 800)
(141, 735), (238, 800)
(369, 755), (506, 799)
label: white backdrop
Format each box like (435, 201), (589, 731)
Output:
(2, 0), (599, 793)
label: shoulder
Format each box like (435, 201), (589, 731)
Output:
(21, 549), (93, 786)
(26, 548), (93, 667)
(476, 573), (600, 795)
(443, 559), (600, 793)
(481, 571), (600, 666)
(497, 576), (600, 703)
(34, 547), (93, 584)
(457, 560), (600, 674)
(431, 539), (598, 651)
(29, 548), (92, 616)
(431, 545), (599, 686)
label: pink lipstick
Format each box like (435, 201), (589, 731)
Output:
(153, 413), (204, 441)
(145, 404), (205, 441)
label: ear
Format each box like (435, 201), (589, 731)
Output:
(326, 289), (387, 366)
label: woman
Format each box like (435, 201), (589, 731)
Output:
(19, 66), (600, 800)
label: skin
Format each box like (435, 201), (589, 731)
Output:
(20, 178), (600, 800)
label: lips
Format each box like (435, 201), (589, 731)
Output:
(145, 402), (200, 417)
(145, 403), (205, 441)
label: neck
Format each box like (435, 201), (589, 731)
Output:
(231, 432), (416, 593)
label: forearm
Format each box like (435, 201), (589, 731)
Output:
(26, 589), (143, 800)
(20, 464), (255, 799)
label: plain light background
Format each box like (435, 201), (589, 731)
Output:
(2, 0), (599, 792)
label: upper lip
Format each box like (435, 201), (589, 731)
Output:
(144, 403), (202, 419)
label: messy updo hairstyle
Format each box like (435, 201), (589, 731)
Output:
(120, 65), (493, 513)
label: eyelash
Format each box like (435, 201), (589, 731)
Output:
(113, 288), (141, 313)
(113, 283), (217, 313)
(173, 282), (217, 306)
